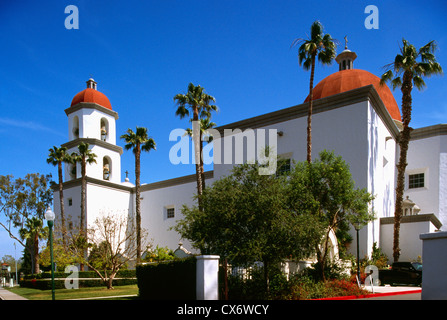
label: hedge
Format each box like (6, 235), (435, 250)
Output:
(20, 270), (137, 290)
(136, 257), (196, 300)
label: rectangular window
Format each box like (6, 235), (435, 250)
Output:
(409, 173), (425, 189)
(167, 207), (175, 219)
(68, 198), (72, 206)
(277, 158), (291, 176)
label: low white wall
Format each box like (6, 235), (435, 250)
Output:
(380, 215), (439, 263)
(420, 231), (447, 300)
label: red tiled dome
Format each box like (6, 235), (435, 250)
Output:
(71, 88), (112, 110)
(304, 69), (401, 121)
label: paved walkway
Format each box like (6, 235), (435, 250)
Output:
(357, 285), (421, 300)
(0, 284), (422, 301)
(0, 286), (28, 300)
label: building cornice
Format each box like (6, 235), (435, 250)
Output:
(380, 213), (442, 230)
(140, 170), (214, 192)
(410, 124), (447, 141)
(215, 85), (400, 140)
(62, 138), (123, 155)
(53, 171), (214, 193)
(65, 102), (119, 120)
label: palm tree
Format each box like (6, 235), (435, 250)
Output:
(120, 127), (156, 264)
(19, 217), (47, 274)
(291, 21), (337, 163)
(71, 143), (97, 233)
(185, 117), (217, 190)
(174, 83), (217, 206)
(380, 39), (442, 262)
(71, 142), (97, 270)
(47, 146), (72, 248)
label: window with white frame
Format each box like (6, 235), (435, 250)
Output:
(166, 207), (175, 219)
(408, 172), (425, 189)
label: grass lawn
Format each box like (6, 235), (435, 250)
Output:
(6, 284), (139, 300)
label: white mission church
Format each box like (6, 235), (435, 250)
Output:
(53, 47), (446, 264)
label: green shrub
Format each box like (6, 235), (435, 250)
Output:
(136, 257), (196, 300)
(20, 270), (137, 289)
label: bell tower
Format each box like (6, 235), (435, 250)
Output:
(335, 36), (357, 71)
(62, 79), (123, 183)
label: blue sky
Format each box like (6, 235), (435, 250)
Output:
(0, 0), (446, 258)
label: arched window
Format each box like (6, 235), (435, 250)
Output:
(73, 116), (79, 139)
(103, 156), (112, 180)
(100, 118), (109, 142)
(69, 163), (77, 180)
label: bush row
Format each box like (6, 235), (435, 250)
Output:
(136, 257), (196, 300)
(23, 269), (136, 280)
(20, 270), (137, 290)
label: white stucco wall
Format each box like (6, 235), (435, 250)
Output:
(67, 107), (117, 144)
(406, 132), (447, 230)
(139, 177), (214, 252)
(212, 100), (397, 259)
(381, 218), (438, 263)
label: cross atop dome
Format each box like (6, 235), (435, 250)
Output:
(86, 78), (97, 90)
(335, 36), (357, 71)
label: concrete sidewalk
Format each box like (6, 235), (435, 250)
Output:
(0, 286), (28, 300)
(359, 285), (421, 300)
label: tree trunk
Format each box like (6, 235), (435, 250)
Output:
(263, 260), (270, 296)
(393, 71), (413, 263)
(307, 55), (316, 163)
(135, 145), (142, 264)
(33, 234), (40, 274)
(192, 108), (203, 210)
(80, 157), (86, 271)
(223, 258), (228, 300)
(106, 276), (115, 290)
(58, 161), (67, 249)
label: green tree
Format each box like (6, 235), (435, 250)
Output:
(47, 146), (73, 248)
(175, 161), (324, 293)
(174, 83), (218, 208)
(287, 150), (375, 280)
(380, 39), (443, 262)
(19, 217), (47, 274)
(291, 21), (337, 162)
(120, 127), (156, 264)
(0, 173), (52, 274)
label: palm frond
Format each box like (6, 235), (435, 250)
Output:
(379, 70), (394, 86)
(391, 77), (403, 90)
(412, 75), (426, 90)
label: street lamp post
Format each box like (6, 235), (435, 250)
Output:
(45, 206), (56, 300)
(352, 221), (363, 285)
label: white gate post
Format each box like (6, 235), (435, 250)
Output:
(196, 255), (220, 300)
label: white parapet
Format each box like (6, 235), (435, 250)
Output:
(420, 231), (447, 300)
(196, 255), (220, 300)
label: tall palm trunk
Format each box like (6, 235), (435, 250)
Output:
(57, 161), (67, 248)
(393, 70), (413, 262)
(80, 157), (86, 271)
(135, 144), (142, 264)
(193, 107), (204, 209)
(307, 55), (316, 163)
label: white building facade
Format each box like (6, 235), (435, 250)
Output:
(53, 49), (444, 264)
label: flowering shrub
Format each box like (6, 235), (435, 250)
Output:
(323, 279), (369, 298)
